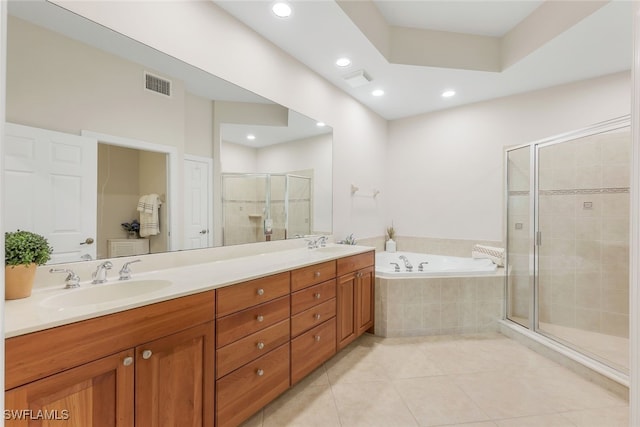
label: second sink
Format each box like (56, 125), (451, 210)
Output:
(41, 279), (173, 308)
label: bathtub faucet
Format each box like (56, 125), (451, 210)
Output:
(418, 262), (429, 272)
(398, 255), (413, 272)
(389, 262), (400, 272)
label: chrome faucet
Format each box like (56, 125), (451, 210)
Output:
(418, 262), (429, 272)
(92, 261), (113, 284)
(389, 262), (400, 272)
(50, 268), (81, 289)
(399, 255), (413, 272)
(305, 235), (328, 249)
(119, 259), (141, 281)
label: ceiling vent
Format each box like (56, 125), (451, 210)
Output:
(343, 69), (372, 88)
(144, 72), (172, 97)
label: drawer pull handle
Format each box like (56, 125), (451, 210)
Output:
(257, 288), (265, 296)
(356, 272), (363, 278)
(257, 315), (264, 322)
(123, 356), (133, 367)
(314, 271), (321, 278)
(314, 335), (321, 342)
(314, 292), (321, 299)
(256, 369), (264, 376)
(142, 350), (152, 360)
(314, 313), (321, 320)
(257, 342), (265, 350)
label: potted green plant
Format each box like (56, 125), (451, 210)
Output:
(5, 230), (53, 300)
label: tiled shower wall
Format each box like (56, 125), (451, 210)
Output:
(537, 130), (630, 338)
(507, 129), (630, 338)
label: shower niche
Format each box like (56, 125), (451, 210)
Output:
(505, 116), (631, 374)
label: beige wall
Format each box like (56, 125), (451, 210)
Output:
(6, 16), (187, 149)
(97, 145), (140, 259)
(387, 72), (631, 243)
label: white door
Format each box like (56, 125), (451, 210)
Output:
(183, 156), (212, 249)
(4, 123), (98, 263)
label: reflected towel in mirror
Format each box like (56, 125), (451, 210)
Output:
(137, 194), (161, 237)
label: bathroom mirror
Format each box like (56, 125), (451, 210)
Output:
(4, 0), (333, 263)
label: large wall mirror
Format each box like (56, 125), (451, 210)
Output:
(4, 0), (333, 264)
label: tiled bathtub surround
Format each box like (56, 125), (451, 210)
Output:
(357, 236), (503, 257)
(375, 273), (505, 337)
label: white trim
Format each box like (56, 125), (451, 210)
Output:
(81, 130), (179, 252)
(183, 154), (214, 248)
(0, 0), (7, 414)
(630, 3), (640, 425)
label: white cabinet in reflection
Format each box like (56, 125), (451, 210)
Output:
(107, 239), (150, 258)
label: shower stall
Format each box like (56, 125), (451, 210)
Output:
(505, 116), (631, 375)
(221, 173), (312, 246)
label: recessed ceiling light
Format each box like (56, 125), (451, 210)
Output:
(336, 57), (351, 67)
(272, 2), (292, 18)
(316, 122), (326, 127)
(247, 134), (256, 140)
(372, 89), (385, 97)
(442, 90), (456, 98)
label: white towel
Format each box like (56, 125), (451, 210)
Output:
(472, 244), (505, 267)
(137, 194), (161, 237)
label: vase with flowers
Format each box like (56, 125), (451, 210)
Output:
(385, 225), (396, 253)
(121, 219), (140, 239)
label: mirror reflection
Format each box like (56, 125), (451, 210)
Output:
(4, 1), (333, 264)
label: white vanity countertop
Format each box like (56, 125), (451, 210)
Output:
(5, 244), (373, 338)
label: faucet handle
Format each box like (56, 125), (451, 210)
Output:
(119, 259), (141, 281)
(50, 268), (81, 289)
(389, 262), (401, 272)
(317, 236), (328, 247)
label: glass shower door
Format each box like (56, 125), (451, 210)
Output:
(536, 128), (630, 372)
(506, 146), (532, 328)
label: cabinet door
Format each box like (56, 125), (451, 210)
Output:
(135, 322), (215, 427)
(337, 273), (356, 350)
(356, 266), (375, 335)
(5, 349), (134, 427)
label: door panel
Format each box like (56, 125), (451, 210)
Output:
(4, 123), (97, 263)
(183, 158), (211, 250)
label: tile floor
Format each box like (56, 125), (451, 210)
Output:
(240, 333), (628, 427)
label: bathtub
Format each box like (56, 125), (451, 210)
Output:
(374, 251), (504, 337)
(375, 251), (498, 278)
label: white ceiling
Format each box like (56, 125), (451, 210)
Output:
(373, 1), (544, 36)
(214, 0), (633, 120)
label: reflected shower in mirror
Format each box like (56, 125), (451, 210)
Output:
(220, 110), (332, 245)
(4, 0), (333, 264)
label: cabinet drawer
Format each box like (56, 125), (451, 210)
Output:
(291, 260), (336, 291)
(216, 296), (290, 348)
(291, 279), (336, 315)
(217, 343), (290, 427)
(291, 298), (336, 338)
(216, 272), (290, 318)
(337, 251), (374, 276)
(217, 319), (290, 379)
(291, 318), (336, 385)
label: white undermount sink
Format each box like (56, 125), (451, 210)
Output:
(40, 279), (172, 308)
(313, 245), (354, 254)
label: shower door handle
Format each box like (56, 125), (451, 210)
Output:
(536, 231), (542, 246)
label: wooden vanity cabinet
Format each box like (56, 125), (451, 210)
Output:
(4, 291), (215, 427)
(215, 272), (291, 427)
(290, 262), (337, 385)
(336, 251), (375, 350)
